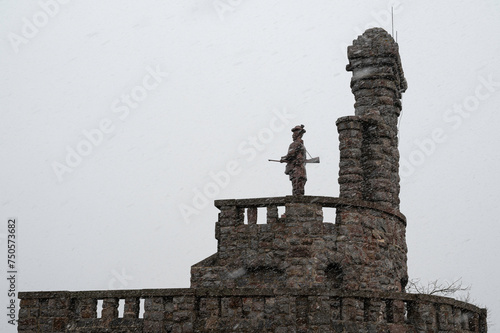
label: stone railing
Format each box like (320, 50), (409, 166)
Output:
(214, 195), (406, 225)
(18, 288), (486, 332)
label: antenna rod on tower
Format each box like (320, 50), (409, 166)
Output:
(391, 6), (394, 37)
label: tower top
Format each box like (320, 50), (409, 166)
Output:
(346, 28), (407, 96)
(345, 27), (407, 130)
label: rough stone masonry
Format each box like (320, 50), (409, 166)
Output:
(191, 28), (408, 294)
(18, 28), (487, 333)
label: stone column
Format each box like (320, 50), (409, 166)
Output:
(341, 27), (407, 210)
(337, 116), (364, 200)
(335, 28), (408, 293)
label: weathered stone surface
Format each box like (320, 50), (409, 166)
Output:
(18, 289), (487, 333)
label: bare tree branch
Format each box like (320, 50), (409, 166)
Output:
(406, 278), (471, 297)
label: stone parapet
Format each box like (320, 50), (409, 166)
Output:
(213, 196), (405, 223)
(191, 196), (406, 291)
(18, 288), (487, 332)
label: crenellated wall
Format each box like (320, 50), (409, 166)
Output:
(192, 196), (335, 290)
(190, 195), (407, 292)
(18, 288), (487, 333)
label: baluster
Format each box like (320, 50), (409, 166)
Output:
(247, 207), (257, 224)
(124, 298), (140, 319)
(392, 300), (405, 324)
(267, 205), (278, 224)
(101, 298), (119, 319)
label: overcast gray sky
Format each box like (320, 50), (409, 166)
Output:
(2, 0), (500, 331)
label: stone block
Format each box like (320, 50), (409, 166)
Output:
(340, 148), (362, 159)
(124, 298), (140, 319)
(101, 298), (119, 319)
(20, 298), (39, 308)
(145, 297), (164, 312)
(342, 297), (364, 322)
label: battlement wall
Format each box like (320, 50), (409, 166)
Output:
(190, 196), (407, 291)
(18, 288), (487, 333)
(346, 27), (407, 129)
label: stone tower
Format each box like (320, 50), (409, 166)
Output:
(335, 27), (409, 292)
(18, 28), (487, 333)
(190, 27), (408, 294)
(340, 27), (407, 209)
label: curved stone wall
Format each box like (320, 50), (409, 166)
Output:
(190, 196), (407, 292)
(18, 288), (487, 332)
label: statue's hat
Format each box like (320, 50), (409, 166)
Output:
(291, 124), (306, 134)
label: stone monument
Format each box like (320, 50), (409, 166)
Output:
(18, 28), (487, 333)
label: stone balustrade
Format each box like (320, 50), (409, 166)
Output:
(213, 195), (406, 226)
(191, 195), (408, 291)
(18, 288), (486, 332)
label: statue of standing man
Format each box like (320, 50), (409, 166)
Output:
(280, 125), (307, 196)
